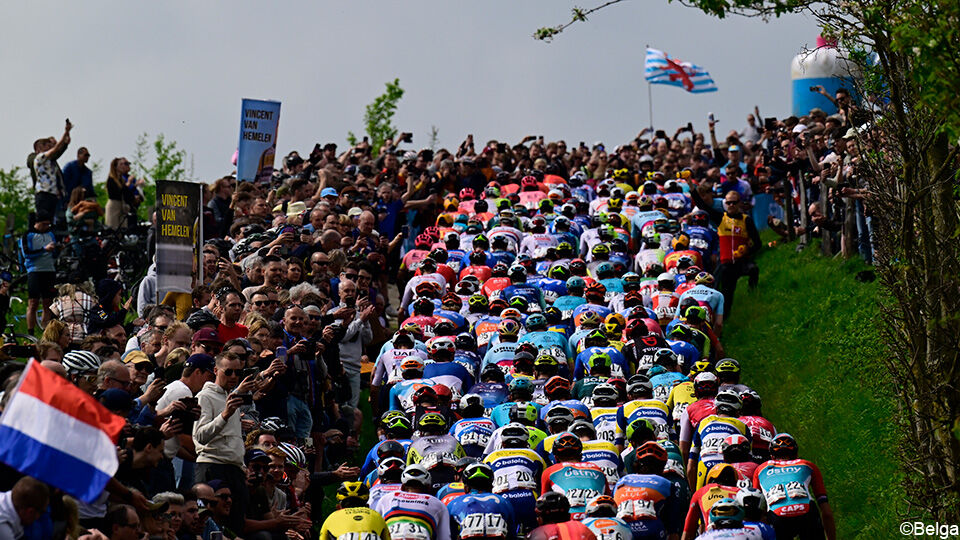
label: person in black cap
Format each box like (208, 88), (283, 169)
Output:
(20, 211), (57, 334)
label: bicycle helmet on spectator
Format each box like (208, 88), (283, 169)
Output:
(278, 442), (307, 469)
(62, 350), (101, 374)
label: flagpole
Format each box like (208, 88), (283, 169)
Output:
(648, 82), (654, 131)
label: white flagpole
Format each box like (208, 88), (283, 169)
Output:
(648, 82), (654, 131)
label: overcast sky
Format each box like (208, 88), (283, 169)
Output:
(2, 1), (817, 181)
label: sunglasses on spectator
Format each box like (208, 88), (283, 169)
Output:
(343, 273), (358, 280)
(133, 363), (152, 373)
(309, 315), (321, 321)
(216, 493), (232, 500)
(254, 300), (278, 307)
(220, 368), (242, 376)
(313, 261), (329, 266)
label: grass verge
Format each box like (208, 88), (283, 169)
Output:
(723, 234), (902, 538)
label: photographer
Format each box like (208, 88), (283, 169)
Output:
(328, 279), (373, 410)
(193, 352), (258, 534)
(151, 354), (216, 493)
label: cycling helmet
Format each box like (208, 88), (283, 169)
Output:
(690, 209), (709, 227)
(594, 262), (614, 279)
(569, 259), (587, 276)
(507, 295), (530, 313)
(671, 234), (690, 251)
(721, 434), (752, 462)
(585, 495), (618, 518)
(278, 442), (307, 469)
(693, 372), (719, 398)
(432, 383), (453, 405)
(400, 322), (424, 341)
(543, 406), (575, 429)
(441, 293), (463, 310)
(534, 353), (559, 370)
(498, 319), (520, 337)
(656, 273), (675, 290)
(414, 233), (432, 249)
(578, 310), (601, 329)
(587, 350), (612, 372)
(626, 418), (656, 444)
(591, 383), (619, 406)
(566, 276), (586, 294)
(683, 305), (708, 325)
(401, 465), (433, 488)
(584, 282), (606, 301)
(412, 297), (435, 316)
(770, 433), (799, 459)
(622, 271), (642, 287)
(400, 358), (425, 377)
(627, 377), (654, 398)
(509, 378), (534, 397)
(694, 271), (715, 286)
(459, 188), (476, 201)
(185, 309), (220, 331)
(377, 456), (405, 479)
(653, 348), (679, 368)
(604, 313), (626, 337)
(548, 265), (570, 282)
(739, 389), (762, 415)
(568, 419), (597, 439)
(473, 234), (490, 249)
(509, 402), (539, 425)
(714, 390), (742, 416)
(555, 241), (574, 259)
(715, 358), (741, 376)
(500, 422), (530, 448)
(585, 329), (609, 348)
(552, 432), (583, 459)
(500, 307), (523, 321)
(736, 488), (768, 518)
(417, 412), (448, 432)
(536, 492), (571, 519)
(525, 313), (548, 331)
(260, 417), (286, 432)
(336, 481), (369, 505)
(481, 363), (506, 383)
(508, 264), (527, 281)
(411, 385), (438, 407)
(454, 333), (477, 352)
(62, 350), (102, 374)
(635, 440), (669, 464)
(380, 410), (406, 427)
(462, 462), (494, 489)
(544, 376), (571, 400)
(513, 342), (537, 358)
(591, 243), (611, 259)
(521, 175), (538, 190)
(709, 497), (745, 529)
(428, 337), (456, 358)
(459, 393), (485, 417)
(468, 294), (489, 311)
(433, 320), (458, 338)
(688, 360), (713, 377)
(377, 439), (406, 460)
(428, 248), (449, 264)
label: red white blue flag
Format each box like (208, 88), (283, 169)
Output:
(0, 361), (126, 502)
(645, 48), (718, 93)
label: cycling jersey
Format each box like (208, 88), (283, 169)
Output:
(581, 517), (633, 540)
(553, 296), (587, 320)
(677, 285), (725, 320)
(753, 459), (829, 518)
(407, 434), (465, 469)
(649, 369), (687, 404)
(435, 309), (469, 332)
(622, 335), (670, 374)
(666, 340), (701, 370)
(482, 277), (513, 301)
(369, 482), (402, 509)
(574, 347), (628, 380)
(693, 527), (764, 539)
(359, 438), (413, 480)
(484, 425), (548, 455)
(690, 416), (750, 489)
(738, 416), (776, 458)
(519, 330), (572, 361)
(437, 482), (467, 505)
(490, 400), (543, 428)
(502, 283), (544, 310)
(665, 381), (697, 424)
(579, 440), (624, 490)
(678, 399), (716, 446)
(591, 406), (622, 447)
(450, 417), (496, 458)
(612, 473), (684, 538)
(423, 361), (473, 396)
(389, 379), (438, 414)
(319, 506), (390, 540)
(373, 348), (430, 387)
(372, 490), (452, 540)
(484, 447), (546, 494)
(466, 382), (509, 410)
(617, 399), (670, 441)
(683, 483), (741, 537)
(541, 461), (609, 519)
(650, 292), (679, 326)
(482, 342), (519, 372)
(535, 278), (569, 306)
(447, 492), (518, 540)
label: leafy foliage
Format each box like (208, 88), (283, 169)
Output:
(347, 79), (405, 156)
(0, 167), (35, 234)
(132, 132), (187, 182)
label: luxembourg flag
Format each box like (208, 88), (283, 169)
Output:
(0, 361), (126, 502)
(645, 47), (718, 93)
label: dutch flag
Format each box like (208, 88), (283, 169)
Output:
(644, 47), (718, 93)
(0, 361), (127, 502)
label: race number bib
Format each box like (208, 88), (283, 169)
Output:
(388, 521), (431, 540)
(460, 513), (508, 539)
(338, 533), (380, 540)
(564, 488), (602, 508)
(617, 499), (656, 520)
(459, 431), (490, 448)
(493, 467), (537, 493)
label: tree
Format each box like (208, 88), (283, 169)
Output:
(537, 0), (960, 524)
(0, 167), (35, 234)
(347, 78), (405, 156)
(428, 125), (440, 151)
(132, 132), (187, 182)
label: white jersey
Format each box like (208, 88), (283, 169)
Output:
(373, 348), (429, 386)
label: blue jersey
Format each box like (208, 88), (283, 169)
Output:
(518, 330), (572, 361)
(501, 283), (544, 310)
(467, 382), (509, 410)
(435, 309), (468, 332)
(683, 225), (718, 258)
(553, 296), (587, 320)
(667, 339), (701, 368)
(572, 303), (613, 323)
(612, 474), (684, 536)
(539, 399), (592, 423)
(678, 285), (725, 317)
(424, 361), (474, 395)
(649, 371), (687, 404)
(489, 250), (517, 268)
(574, 346), (629, 379)
(446, 250), (468, 274)
(449, 417), (496, 458)
(744, 522), (776, 540)
(482, 341), (519, 371)
(536, 278), (568, 305)
(389, 379), (437, 413)
(490, 401), (543, 428)
(448, 492), (518, 540)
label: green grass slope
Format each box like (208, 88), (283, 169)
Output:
(723, 237), (902, 538)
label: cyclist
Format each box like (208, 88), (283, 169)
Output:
(589, 383), (624, 448)
(406, 412), (466, 488)
(483, 423), (545, 533)
(720, 434), (758, 486)
(581, 495), (633, 540)
(369, 456), (405, 507)
(613, 441), (684, 540)
(372, 465), (452, 540)
(678, 373), (720, 464)
(528, 492), (597, 540)
(682, 464), (742, 538)
(736, 488), (775, 540)
(569, 419), (624, 493)
(618, 376), (670, 442)
(691, 498), (763, 539)
(737, 390), (776, 462)
(688, 391), (751, 490)
(753, 434), (835, 540)
(447, 462), (519, 540)
(450, 394), (496, 458)
(320, 481), (390, 540)
(541, 432), (608, 520)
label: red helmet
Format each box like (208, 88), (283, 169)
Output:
(411, 385), (438, 406)
(521, 175), (538, 190)
(432, 383), (453, 405)
(459, 188), (476, 201)
(424, 226), (441, 241)
(415, 234), (432, 248)
(584, 281), (607, 300)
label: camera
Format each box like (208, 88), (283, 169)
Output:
(237, 393), (254, 405)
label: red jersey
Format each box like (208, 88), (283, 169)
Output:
(739, 415), (777, 454)
(529, 521), (597, 540)
(683, 483), (740, 535)
(482, 277), (512, 299)
(436, 264), (456, 285)
(651, 292), (679, 326)
(460, 265), (492, 282)
(400, 315), (440, 338)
